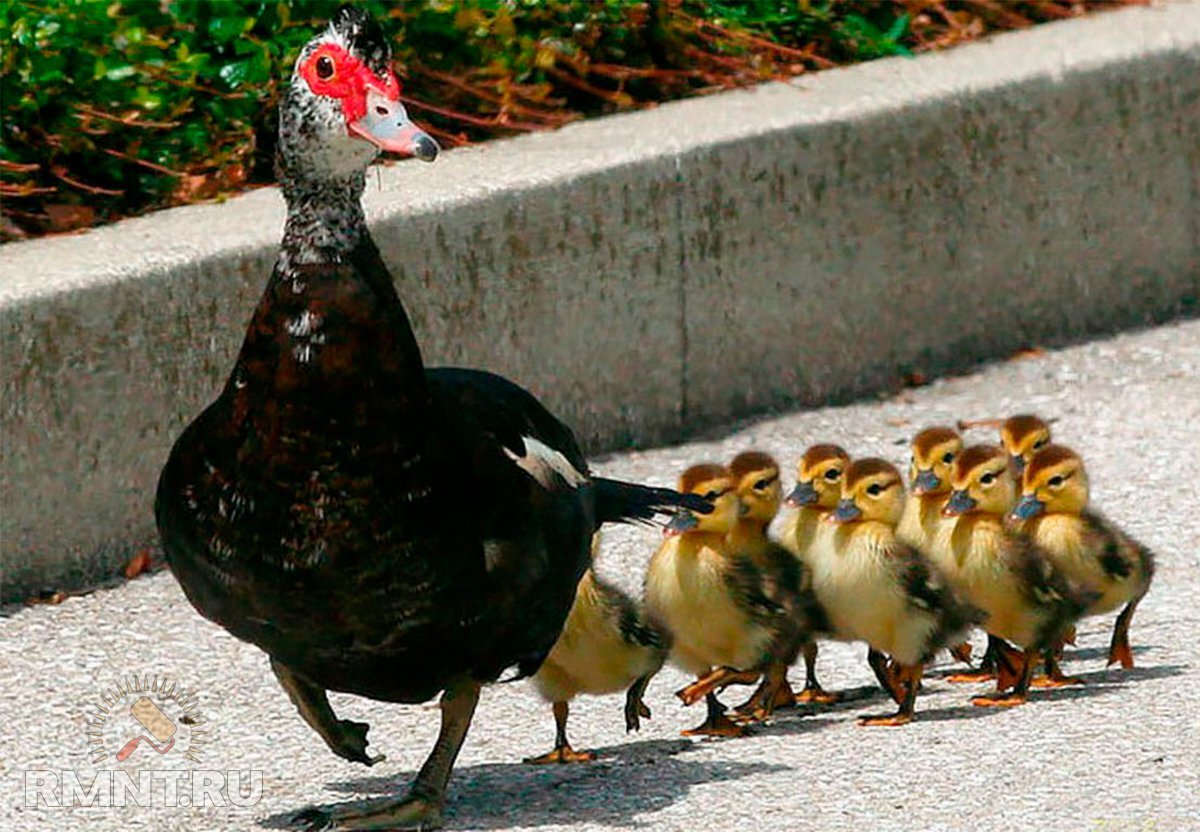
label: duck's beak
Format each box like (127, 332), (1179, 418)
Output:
(912, 469), (940, 495)
(1011, 494), (1045, 520)
(785, 481), (818, 507)
(350, 90), (439, 161)
(664, 511), (699, 537)
(829, 499), (861, 523)
(941, 489), (976, 517)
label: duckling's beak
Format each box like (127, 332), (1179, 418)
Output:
(912, 469), (940, 495)
(830, 499), (861, 523)
(1009, 454), (1025, 476)
(1011, 494), (1045, 520)
(350, 90), (439, 161)
(664, 511), (699, 537)
(941, 489), (976, 517)
(786, 481), (818, 507)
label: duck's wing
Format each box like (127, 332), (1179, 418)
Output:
(1082, 509), (1155, 587)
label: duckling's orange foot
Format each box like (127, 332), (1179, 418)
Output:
(971, 692), (1028, 708)
(858, 711), (914, 727)
(1108, 639), (1135, 670)
(945, 670), (995, 684)
(795, 685), (841, 705)
(1031, 674), (1085, 689)
(681, 713), (748, 738)
(948, 642), (974, 665)
(523, 744), (596, 765)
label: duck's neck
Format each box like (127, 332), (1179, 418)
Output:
(280, 172), (369, 265)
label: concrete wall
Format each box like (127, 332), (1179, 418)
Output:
(2, 3), (1199, 601)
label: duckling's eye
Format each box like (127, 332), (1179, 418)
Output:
(1034, 439), (1047, 450)
(754, 478), (770, 490)
(980, 473), (996, 485)
(942, 452), (954, 464)
(824, 469), (840, 481)
(316, 55), (335, 80)
(866, 483), (882, 496)
(1048, 475), (1064, 488)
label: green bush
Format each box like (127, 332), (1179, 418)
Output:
(0, 1), (1126, 238)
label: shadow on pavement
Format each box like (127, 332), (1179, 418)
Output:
(262, 737), (786, 830)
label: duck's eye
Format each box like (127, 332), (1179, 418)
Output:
(1048, 475), (1064, 488)
(866, 483), (882, 496)
(1034, 439), (1047, 450)
(316, 55), (335, 80)
(980, 473), (995, 485)
(824, 469), (840, 481)
(754, 478), (770, 491)
(942, 452), (954, 464)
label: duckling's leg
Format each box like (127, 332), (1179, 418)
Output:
(733, 661), (795, 723)
(972, 650), (1035, 708)
(795, 641), (841, 704)
(676, 666), (759, 706)
(525, 701), (596, 764)
(624, 673), (654, 733)
(946, 635), (1004, 683)
(867, 648), (904, 703)
(297, 679), (479, 831)
(271, 658), (384, 766)
(681, 692), (748, 738)
(1108, 599), (1140, 669)
(1031, 642), (1085, 688)
(860, 663), (921, 727)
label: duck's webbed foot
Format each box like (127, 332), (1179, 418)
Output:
(973, 649), (1034, 708)
(733, 662), (795, 723)
(676, 666), (759, 706)
(948, 641), (974, 666)
(271, 658), (384, 766)
(1108, 600), (1139, 669)
(681, 692), (748, 738)
(795, 642), (841, 704)
(1031, 646), (1085, 688)
(859, 663), (920, 727)
(525, 700), (596, 765)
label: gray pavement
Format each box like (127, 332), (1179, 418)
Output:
(3, 319), (1199, 832)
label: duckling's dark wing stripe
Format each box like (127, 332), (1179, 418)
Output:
(892, 543), (985, 660)
(1009, 536), (1098, 649)
(593, 479), (712, 528)
(1083, 509), (1152, 583)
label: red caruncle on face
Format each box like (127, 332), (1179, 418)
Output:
(298, 43), (401, 125)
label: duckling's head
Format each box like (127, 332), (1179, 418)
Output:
(909, 427), (962, 496)
(829, 458), (905, 526)
(943, 445), (1015, 517)
(786, 444), (850, 510)
(666, 463), (738, 536)
(1000, 414), (1052, 476)
(1012, 444), (1089, 520)
(730, 451), (782, 525)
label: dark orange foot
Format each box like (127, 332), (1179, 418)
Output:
(795, 685), (841, 705)
(524, 745), (596, 765)
(1031, 674), (1085, 689)
(858, 711), (914, 727)
(946, 670), (995, 684)
(1108, 639), (1135, 670)
(948, 642), (974, 665)
(972, 692), (1028, 708)
(677, 668), (758, 706)
(682, 713), (748, 738)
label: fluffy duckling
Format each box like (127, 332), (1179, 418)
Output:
(780, 444), (851, 703)
(942, 445), (1096, 707)
(644, 463), (812, 736)
(527, 536), (667, 764)
(819, 459), (981, 725)
(1000, 414), (1052, 478)
(1012, 445), (1155, 670)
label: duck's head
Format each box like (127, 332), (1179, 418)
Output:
(665, 464), (738, 537)
(729, 451), (782, 525)
(1012, 444), (1089, 520)
(943, 445), (1015, 518)
(908, 426), (961, 496)
(829, 458), (905, 526)
(1000, 414), (1052, 476)
(279, 5), (437, 184)
(785, 444), (849, 510)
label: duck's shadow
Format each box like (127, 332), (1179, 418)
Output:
(262, 738), (785, 830)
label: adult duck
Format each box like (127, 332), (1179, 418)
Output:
(155, 7), (704, 830)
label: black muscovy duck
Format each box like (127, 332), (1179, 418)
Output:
(154, 7), (705, 830)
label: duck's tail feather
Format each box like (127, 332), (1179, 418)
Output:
(592, 477), (711, 528)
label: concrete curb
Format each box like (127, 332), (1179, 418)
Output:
(2, 3), (1199, 602)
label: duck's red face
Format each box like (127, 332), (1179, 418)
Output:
(298, 44), (436, 161)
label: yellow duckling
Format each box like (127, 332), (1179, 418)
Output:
(1012, 445), (1155, 670)
(644, 463), (812, 736)
(527, 536), (667, 764)
(780, 443), (850, 703)
(1000, 413), (1052, 478)
(819, 459), (982, 726)
(942, 445), (1096, 707)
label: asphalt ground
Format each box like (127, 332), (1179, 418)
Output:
(3, 318), (1198, 832)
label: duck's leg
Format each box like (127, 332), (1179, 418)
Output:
(681, 691), (748, 738)
(1032, 641), (1085, 688)
(270, 658), (383, 766)
(972, 649), (1035, 708)
(1108, 599), (1140, 669)
(525, 701), (595, 764)
(676, 666), (759, 706)
(299, 679), (480, 831)
(733, 661), (795, 723)
(946, 635), (1006, 683)
(624, 673), (654, 732)
(867, 647), (904, 703)
(860, 663), (921, 726)
(948, 641), (974, 665)
(795, 641), (841, 704)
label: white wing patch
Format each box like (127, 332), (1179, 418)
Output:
(504, 436), (587, 491)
